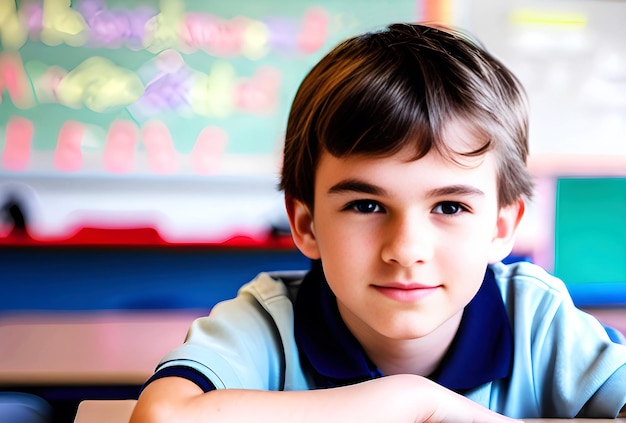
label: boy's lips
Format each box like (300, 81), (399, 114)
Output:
(372, 282), (440, 302)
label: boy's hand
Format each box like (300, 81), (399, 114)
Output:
(390, 374), (522, 423)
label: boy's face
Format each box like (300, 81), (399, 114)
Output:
(287, 137), (524, 343)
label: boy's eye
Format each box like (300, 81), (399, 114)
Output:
(347, 200), (383, 214)
(432, 201), (465, 215)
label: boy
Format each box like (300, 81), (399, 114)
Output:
(130, 23), (626, 422)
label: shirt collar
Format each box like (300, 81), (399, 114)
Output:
(294, 261), (382, 387)
(294, 261), (513, 391)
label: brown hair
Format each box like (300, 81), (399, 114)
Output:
(280, 23), (534, 208)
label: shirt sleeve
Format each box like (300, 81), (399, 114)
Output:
(142, 365), (216, 393)
(577, 363), (626, 418)
(535, 298), (626, 417)
(149, 282), (288, 391)
(493, 261), (626, 418)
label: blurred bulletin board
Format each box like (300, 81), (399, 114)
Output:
(0, 0), (428, 244)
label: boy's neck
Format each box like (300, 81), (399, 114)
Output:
(359, 310), (463, 377)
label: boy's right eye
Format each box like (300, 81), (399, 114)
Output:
(345, 200), (383, 214)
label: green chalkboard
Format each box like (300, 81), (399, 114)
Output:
(0, 0), (418, 177)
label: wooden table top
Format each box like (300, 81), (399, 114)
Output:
(1, 307), (624, 386)
(0, 311), (202, 385)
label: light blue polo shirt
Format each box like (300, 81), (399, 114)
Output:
(146, 261), (626, 418)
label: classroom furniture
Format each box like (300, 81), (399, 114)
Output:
(1, 310), (624, 383)
(0, 246), (310, 312)
(73, 400), (136, 423)
(0, 311), (202, 422)
(0, 392), (51, 423)
(2, 308), (624, 423)
(0, 243), (310, 422)
(1, 308), (623, 387)
(0, 311), (201, 386)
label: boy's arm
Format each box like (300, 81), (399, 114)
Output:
(130, 375), (521, 423)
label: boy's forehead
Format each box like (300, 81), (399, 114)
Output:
(318, 118), (492, 171)
(319, 147), (489, 173)
(316, 145), (497, 186)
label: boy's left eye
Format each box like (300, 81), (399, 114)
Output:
(346, 199), (383, 214)
(432, 201), (466, 215)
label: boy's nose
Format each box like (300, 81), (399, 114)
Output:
(380, 215), (434, 267)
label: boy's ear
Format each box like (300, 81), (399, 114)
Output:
(488, 197), (526, 263)
(284, 196), (321, 260)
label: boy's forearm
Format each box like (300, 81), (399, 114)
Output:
(130, 375), (520, 423)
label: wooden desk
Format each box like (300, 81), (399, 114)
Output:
(0, 311), (203, 422)
(0, 308), (623, 386)
(74, 400), (136, 423)
(2, 309), (624, 423)
(0, 311), (202, 386)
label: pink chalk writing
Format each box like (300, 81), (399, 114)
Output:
(54, 120), (84, 172)
(234, 66), (281, 114)
(141, 120), (178, 174)
(103, 119), (138, 173)
(191, 126), (228, 175)
(2, 116), (33, 171)
(0, 53), (35, 109)
(298, 7), (328, 54)
(180, 13), (247, 57)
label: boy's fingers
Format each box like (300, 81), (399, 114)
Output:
(426, 388), (523, 423)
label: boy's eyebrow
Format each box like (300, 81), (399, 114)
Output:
(327, 179), (387, 196)
(426, 185), (486, 198)
(327, 179), (485, 198)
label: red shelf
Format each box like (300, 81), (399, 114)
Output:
(0, 227), (296, 249)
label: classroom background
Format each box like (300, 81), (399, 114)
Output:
(1, 0), (625, 422)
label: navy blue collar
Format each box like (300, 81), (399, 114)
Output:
(294, 261), (513, 391)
